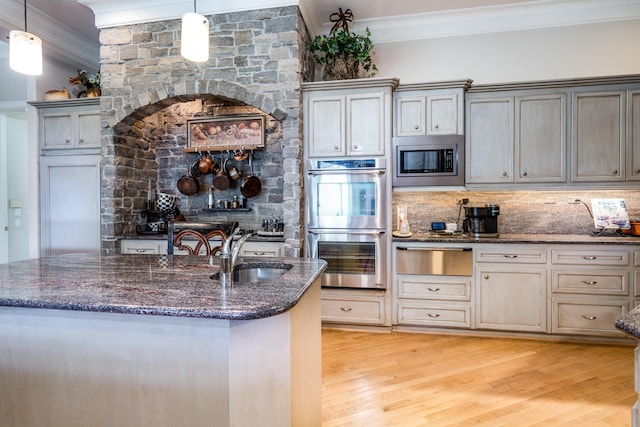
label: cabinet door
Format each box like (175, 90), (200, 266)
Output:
(77, 111), (101, 148)
(572, 91), (625, 181)
(427, 93), (457, 135)
(629, 90), (640, 180)
(477, 267), (547, 332)
(515, 94), (566, 182)
(347, 92), (385, 156)
(466, 97), (514, 183)
(42, 111), (73, 149)
(40, 155), (101, 256)
(395, 96), (425, 136)
(307, 95), (345, 157)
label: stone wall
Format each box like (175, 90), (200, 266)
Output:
(97, 6), (314, 255)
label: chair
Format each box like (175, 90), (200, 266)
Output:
(167, 221), (238, 256)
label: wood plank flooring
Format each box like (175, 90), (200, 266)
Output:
(322, 329), (637, 426)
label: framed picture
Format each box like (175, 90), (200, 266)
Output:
(186, 115), (265, 151)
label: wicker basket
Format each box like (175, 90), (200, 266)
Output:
(323, 54), (359, 80)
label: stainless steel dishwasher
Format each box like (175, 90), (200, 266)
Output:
(396, 246), (473, 276)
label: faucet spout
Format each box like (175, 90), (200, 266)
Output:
(219, 229), (252, 285)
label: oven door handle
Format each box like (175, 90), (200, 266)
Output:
(307, 169), (385, 176)
(397, 247), (472, 251)
(308, 229), (386, 235)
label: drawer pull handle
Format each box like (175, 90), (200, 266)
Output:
(503, 254), (518, 258)
(252, 252), (266, 256)
(427, 287), (441, 292)
(136, 249), (148, 253)
(582, 256), (597, 260)
(581, 280), (598, 285)
(427, 313), (440, 318)
(582, 315), (598, 320)
(340, 307), (353, 312)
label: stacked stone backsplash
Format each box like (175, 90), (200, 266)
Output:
(393, 189), (640, 234)
(98, 6), (314, 255)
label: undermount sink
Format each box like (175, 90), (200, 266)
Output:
(210, 262), (293, 283)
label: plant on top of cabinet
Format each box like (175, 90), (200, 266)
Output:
(307, 8), (377, 81)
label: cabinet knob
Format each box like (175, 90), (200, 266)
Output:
(613, 170), (618, 175)
(340, 307), (353, 312)
(636, 169), (640, 174)
(434, 124), (439, 129)
(65, 138), (70, 143)
(484, 274), (489, 279)
(333, 145), (340, 151)
(522, 171), (528, 176)
(502, 171), (507, 176)
(353, 145), (359, 150)
(79, 138), (84, 143)
(414, 125), (419, 130)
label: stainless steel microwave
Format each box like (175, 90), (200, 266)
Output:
(392, 135), (465, 187)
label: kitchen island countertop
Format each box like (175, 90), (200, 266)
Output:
(0, 253), (326, 320)
(393, 232), (640, 245)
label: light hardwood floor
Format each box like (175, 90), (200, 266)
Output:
(322, 328), (637, 426)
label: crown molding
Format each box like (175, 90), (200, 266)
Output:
(343, 0), (640, 43)
(81, 0), (640, 45)
(0, 1), (99, 69)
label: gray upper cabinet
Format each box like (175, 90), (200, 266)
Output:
(31, 99), (101, 152)
(628, 90), (640, 181)
(571, 91), (625, 182)
(466, 97), (514, 183)
(465, 76), (640, 188)
(394, 81), (471, 137)
(303, 78), (399, 158)
(516, 94), (567, 183)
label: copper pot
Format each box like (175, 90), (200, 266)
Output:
(198, 152), (214, 175)
(630, 221), (640, 236)
(241, 152), (261, 198)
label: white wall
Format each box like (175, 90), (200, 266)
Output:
(373, 19), (640, 84)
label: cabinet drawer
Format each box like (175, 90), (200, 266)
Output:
(321, 298), (384, 325)
(552, 297), (629, 336)
(397, 302), (471, 328)
(635, 271), (640, 297)
(552, 270), (628, 295)
(551, 249), (629, 266)
(397, 275), (471, 301)
(635, 251), (640, 267)
(120, 240), (166, 254)
(476, 248), (546, 264)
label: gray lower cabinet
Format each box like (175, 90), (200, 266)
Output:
(321, 288), (388, 326)
(392, 242), (636, 340)
(628, 90), (640, 181)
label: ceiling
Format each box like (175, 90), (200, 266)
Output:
(1, 0), (639, 70)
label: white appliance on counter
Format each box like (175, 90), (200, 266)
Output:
(305, 158), (387, 289)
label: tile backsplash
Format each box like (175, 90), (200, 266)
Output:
(392, 189), (640, 234)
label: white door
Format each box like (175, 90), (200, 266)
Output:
(40, 155), (101, 256)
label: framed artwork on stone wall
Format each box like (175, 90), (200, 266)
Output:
(186, 115), (265, 152)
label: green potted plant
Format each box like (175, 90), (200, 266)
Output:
(308, 26), (378, 81)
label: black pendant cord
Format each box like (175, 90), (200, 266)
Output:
(193, 0), (197, 13)
(23, 0), (28, 32)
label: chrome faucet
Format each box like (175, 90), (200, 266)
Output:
(219, 228), (253, 285)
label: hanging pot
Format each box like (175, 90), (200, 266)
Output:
(226, 157), (241, 181)
(241, 151), (262, 198)
(212, 158), (231, 190)
(190, 158), (203, 177)
(198, 152), (214, 175)
(177, 168), (199, 196)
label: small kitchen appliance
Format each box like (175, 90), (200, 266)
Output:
(463, 204), (500, 238)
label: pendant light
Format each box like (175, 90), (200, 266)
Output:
(181, 0), (209, 62)
(9, 0), (43, 76)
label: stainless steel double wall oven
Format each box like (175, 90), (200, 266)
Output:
(306, 158), (387, 289)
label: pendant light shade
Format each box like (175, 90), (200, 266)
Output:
(181, 12), (209, 62)
(9, 30), (43, 76)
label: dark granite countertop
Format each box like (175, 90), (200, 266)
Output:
(393, 232), (640, 245)
(0, 254), (326, 321)
(616, 309), (640, 340)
